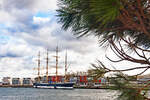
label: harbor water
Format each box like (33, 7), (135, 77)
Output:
(0, 88), (118, 100)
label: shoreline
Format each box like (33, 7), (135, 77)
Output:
(0, 85), (110, 89)
(0, 85), (148, 90)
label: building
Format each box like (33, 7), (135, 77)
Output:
(35, 76), (64, 83)
(0, 82), (3, 85)
(22, 78), (32, 85)
(2, 77), (11, 85)
(34, 75), (108, 87)
(78, 76), (88, 86)
(93, 78), (107, 86)
(12, 78), (21, 85)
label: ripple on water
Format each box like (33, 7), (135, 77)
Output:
(0, 88), (118, 100)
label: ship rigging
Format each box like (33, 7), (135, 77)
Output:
(33, 46), (74, 89)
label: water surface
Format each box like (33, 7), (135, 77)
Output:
(0, 88), (118, 100)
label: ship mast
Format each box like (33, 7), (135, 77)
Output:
(46, 49), (49, 83)
(38, 51), (40, 83)
(56, 46), (58, 82)
(65, 50), (67, 82)
(53, 46), (59, 82)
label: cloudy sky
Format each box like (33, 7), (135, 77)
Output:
(0, 0), (147, 80)
(0, 0), (108, 79)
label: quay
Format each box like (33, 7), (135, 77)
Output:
(0, 84), (149, 90)
(0, 85), (33, 88)
(0, 84), (110, 89)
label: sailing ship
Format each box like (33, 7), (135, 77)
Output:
(33, 47), (74, 89)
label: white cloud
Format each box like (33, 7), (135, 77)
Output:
(33, 16), (51, 24)
(0, 11), (14, 23)
(1, 0), (57, 12)
(35, 0), (58, 12)
(0, 0), (143, 79)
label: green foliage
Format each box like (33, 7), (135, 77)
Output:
(57, 0), (121, 38)
(57, 0), (150, 48)
(112, 74), (146, 100)
(89, 61), (109, 78)
(88, 67), (106, 78)
(89, 62), (148, 100)
(57, 1), (150, 99)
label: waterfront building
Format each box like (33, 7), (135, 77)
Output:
(69, 77), (77, 83)
(35, 76), (64, 83)
(79, 76), (88, 86)
(94, 78), (106, 86)
(34, 74), (108, 87)
(137, 74), (150, 84)
(23, 78), (32, 85)
(2, 77), (11, 85)
(12, 78), (21, 85)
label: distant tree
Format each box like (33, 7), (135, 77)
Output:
(57, 0), (150, 99)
